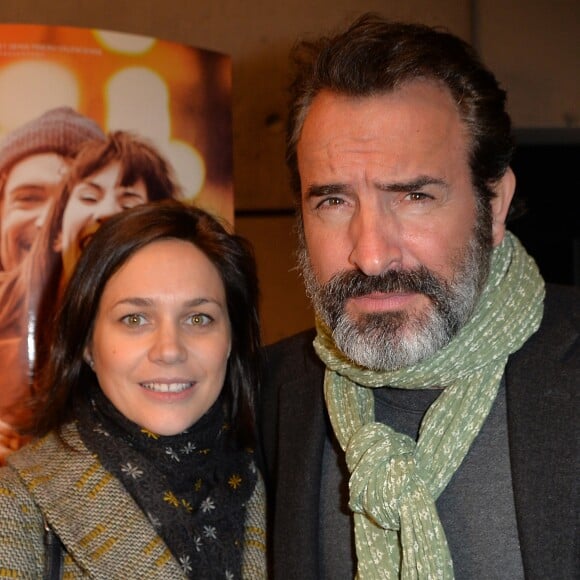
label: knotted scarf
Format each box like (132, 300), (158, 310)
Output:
(314, 232), (545, 579)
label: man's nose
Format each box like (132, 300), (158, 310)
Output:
(348, 205), (403, 276)
(34, 201), (53, 229)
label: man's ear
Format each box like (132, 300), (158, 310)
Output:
(490, 167), (516, 247)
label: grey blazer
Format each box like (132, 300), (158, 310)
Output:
(260, 284), (579, 579)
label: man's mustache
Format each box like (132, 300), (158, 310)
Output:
(322, 267), (448, 304)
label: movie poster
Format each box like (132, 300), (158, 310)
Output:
(0, 24), (233, 458)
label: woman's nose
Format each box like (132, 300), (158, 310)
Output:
(92, 193), (122, 223)
(148, 322), (187, 364)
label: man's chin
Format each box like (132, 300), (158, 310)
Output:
(344, 301), (424, 333)
(14, 243), (33, 266)
(333, 309), (408, 346)
(331, 308), (447, 370)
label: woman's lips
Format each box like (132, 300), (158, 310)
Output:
(140, 381), (195, 394)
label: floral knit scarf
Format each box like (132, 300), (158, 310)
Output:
(314, 232), (545, 579)
(76, 384), (257, 579)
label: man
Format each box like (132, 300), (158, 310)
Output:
(260, 14), (578, 580)
(0, 106), (104, 273)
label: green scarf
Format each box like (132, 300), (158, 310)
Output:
(314, 232), (545, 579)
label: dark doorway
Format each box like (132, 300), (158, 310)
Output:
(509, 129), (579, 286)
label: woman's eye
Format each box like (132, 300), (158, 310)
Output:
(121, 313), (145, 327)
(75, 185), (98, 203)
(189, 313), (212, 326)
(120, 190), (147, 209)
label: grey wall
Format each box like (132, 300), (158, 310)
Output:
(1, 0), (577, 343)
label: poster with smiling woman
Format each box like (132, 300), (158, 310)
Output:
(0, 23), (233, 460)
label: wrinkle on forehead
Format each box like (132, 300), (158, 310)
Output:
(298, 81), (470, 193)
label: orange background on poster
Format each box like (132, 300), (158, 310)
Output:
(0, 23), (233, 222)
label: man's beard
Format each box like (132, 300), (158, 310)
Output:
(297, 204), (494, 371)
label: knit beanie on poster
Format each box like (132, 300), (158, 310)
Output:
(0, 107), (105, 175)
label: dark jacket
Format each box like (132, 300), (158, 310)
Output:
(260, 284), (579, 579)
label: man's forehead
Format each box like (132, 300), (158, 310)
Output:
(308, 79), (456, 113)
(299, 86), (467, 167)
(4, 152), (69, 188)
(300, 82), (462, 145)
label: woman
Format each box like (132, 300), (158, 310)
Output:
(55, 129), (181, 283)
(0, 131), (181, 462)
(40, 129), (182, 291)
(0, 200), (266, 577)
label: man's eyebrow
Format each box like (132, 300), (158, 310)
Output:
(375, 176), (447, 192)
(304, 176), (447, 198)
(6, 184), (48, 196)
(304, 183), (352, 198)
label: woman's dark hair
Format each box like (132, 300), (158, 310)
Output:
(68, 130), (181, 202)
(287, 13), (515, 215)
(28, 200), (260, 448)
(45, 130), (181, 259)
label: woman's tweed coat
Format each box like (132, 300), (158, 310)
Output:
(0, 422), (267, 578)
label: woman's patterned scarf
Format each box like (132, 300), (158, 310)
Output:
(314, 233), (545, 579)
(76, 384), (257, 579)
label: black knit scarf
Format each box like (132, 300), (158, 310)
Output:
(76, 383), (257, 579)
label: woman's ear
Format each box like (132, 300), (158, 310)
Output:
(53, 231), (62, 252)
(83, 347), (94, 370)
(490, 167), (516, 247)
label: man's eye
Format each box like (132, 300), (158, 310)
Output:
(11, 189), (49, 207)
(406, 191), (432, 201)
(121, 313), (146, 327)
(316, 197), (344, 209)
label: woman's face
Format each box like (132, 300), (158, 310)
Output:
(87, 239), (232, 436)
(59, 161), (148, 281)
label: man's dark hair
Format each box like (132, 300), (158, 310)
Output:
(287, 13), (514, 213)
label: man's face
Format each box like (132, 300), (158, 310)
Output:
(0, 153), (69, 271)
(297, 81), (512, 370)
(59, 161), (148, 282)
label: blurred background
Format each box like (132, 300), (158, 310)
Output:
(1, 0), (578, 344)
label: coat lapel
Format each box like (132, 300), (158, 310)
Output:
(10, 424), (185, 578)
(273, 371), (326, 577)
(506, 286), (579, 578)
(261, 288), (579, 578)
(261, 330), (327, 578)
